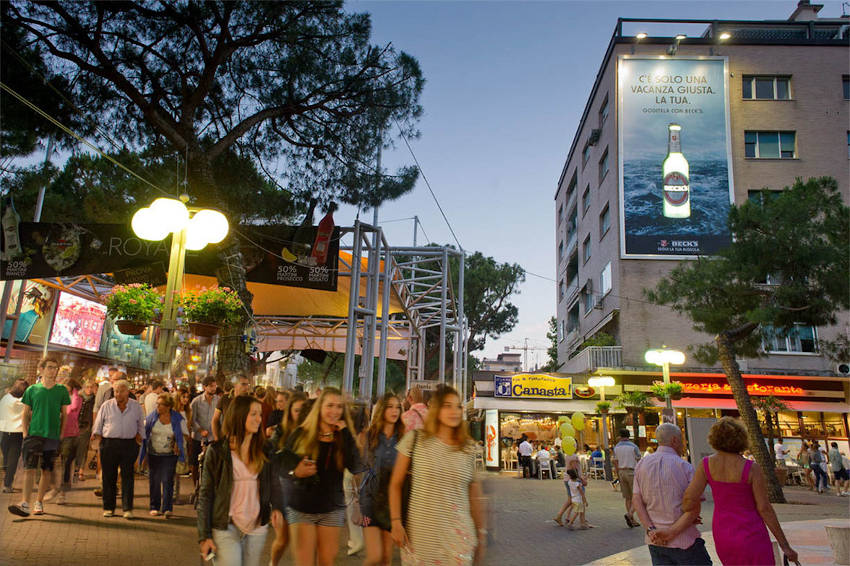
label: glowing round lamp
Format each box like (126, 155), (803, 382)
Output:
(131, 207), (170, 241)
(190, 209), (229, 244)
(588, 376), (615, 388)
(150, 197), (189, 232)
(645, 349), (685, 366)
(184, 222), (210, 251)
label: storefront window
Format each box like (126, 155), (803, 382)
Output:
(777, 411), (801, 437)
(823, 413), (847, 438)
(801, 412), (825, 438)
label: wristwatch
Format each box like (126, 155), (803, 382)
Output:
(646, 525), (657, 535)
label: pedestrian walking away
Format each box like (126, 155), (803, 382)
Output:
(189, 376), (218, 489)
(360, 393), (405, 566)
(0, 378), (28, 493)
(389, 385), (488, 566)
(198, 395), (283, 566)
(8, 357), (69, 518)
(613, 428), (641, 528)
(278, 387), (363, 566)
(682, 417), (799, 566)
(139, 393), (185, 517)
(56, 377), (83, 505)
(91, 379), (144, 519)
(631, 423), (711, 566)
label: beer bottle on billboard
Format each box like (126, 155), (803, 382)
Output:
(311, 201), (337, 265)
(2, 196), (23, 261)
(662, 123), (690, 218)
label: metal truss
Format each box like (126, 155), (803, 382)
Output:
(339, 221), (467, 400)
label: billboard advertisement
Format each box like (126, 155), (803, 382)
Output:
(618, 56), (734, 258)
(49, 291), (107, 352)
(494, 373), (572, 400)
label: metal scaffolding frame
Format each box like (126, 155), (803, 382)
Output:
(339, 221), (467, 400)
(0, 223), (467, 400)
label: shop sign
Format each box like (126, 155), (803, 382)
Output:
(679, 381), (804, 396)
(494, 373), (572, 400)
(573, 385), (596, 399)
(484, 409), (499, 468)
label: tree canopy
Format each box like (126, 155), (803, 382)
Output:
(647, 176), (849, 503)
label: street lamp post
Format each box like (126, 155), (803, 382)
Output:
(645, 348), (685, 420)
(132, 197), (229, 374)
(588, 375), (615, 481)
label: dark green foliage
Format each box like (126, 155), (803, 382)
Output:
(646, 177), (849, 362)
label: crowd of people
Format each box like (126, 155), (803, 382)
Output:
(0, 361), (487, 566)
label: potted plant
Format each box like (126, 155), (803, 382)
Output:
(596, 401), (611, 414)
(105, 283), (162, 335)
(651, 381), (684, 401)
(178, 287), (243, 337)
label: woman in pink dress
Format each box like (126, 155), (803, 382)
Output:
(683, 417), (799, 566)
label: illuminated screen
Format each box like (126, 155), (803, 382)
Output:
(49, 292), (107, 352)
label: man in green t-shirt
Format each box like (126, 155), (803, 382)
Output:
(8, 356), (70, 518)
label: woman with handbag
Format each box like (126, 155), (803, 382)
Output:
(360, 393), (405, 566)
(389, 385), (488, 566)
(280, 387), (362, 566)
(140, 393), (185, 517)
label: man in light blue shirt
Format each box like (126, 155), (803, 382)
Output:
(92, 380), (144, 519)
(613, 428), (642, 528)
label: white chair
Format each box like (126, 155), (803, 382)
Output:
(589, 457), (605, 480)
(538, 459), (554, 479)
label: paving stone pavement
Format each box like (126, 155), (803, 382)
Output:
(1, 472), (847, 565)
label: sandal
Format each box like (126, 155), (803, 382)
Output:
(553, 517), (563, 526)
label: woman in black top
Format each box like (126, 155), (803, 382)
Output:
(282, 387), (361, 566)
(360, 393), (404, 566)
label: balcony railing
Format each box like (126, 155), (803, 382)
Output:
(563, 345), (622, 374)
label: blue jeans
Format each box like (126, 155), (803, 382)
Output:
(211, 523), (269, 566)
(148, 453), (178, 512)
(649, 538), (712, 566)
(812, 463), (829, 491)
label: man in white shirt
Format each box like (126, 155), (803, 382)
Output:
(536, 445), (553, 478)
(613, 428), (642, 528)
(518, 437), (533, 478)
(143, 380), (164, 415)
(0, 378), (28, 493)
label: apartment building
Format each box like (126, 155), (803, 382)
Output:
(552, 1), (850, 447)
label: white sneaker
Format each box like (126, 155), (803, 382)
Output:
(149, 510), (159, 516)
(123, 510), (133, 519)
(56, 493), (66, 505)
(103, 510), (114, 517)
(42, 489), (58, 502)
(32, 501), (44, 515)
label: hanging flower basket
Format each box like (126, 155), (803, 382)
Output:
(178, 287), (243, 338)
(115, 320), (147, 336)
(188, 321), (220, 338)
(596, 401), (611, 414)
(105, 284), (162, 329)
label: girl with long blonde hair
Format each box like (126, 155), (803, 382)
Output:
(281, 387), (362, 566)
(389, 385), (487, 566)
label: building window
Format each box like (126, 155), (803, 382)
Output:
(567, 305), (579, 334)
(844, 75), (849, 100)
(567, 171), (577, 199)
(582, 185), (591, 216)
(745, 131), (796, 159)
(599, 94), (609, 126)
(600, 262), (612, 296)
(582, 235), (591, 264)
(558, 204), (563, 226)
(742, 76), (791, 100)
(559, 319), (566, 342)
(583, 286), (595, 314)
(763, 324), (818, 353)
(582, 143), (591, 167)
(559, 279), (565, 302)
(748, 190), (781, 205)
(599, 203), (610, 238)
(598, 148), (609, 183)
(847, 132), (850, 159)
(558, 240), (564, 262)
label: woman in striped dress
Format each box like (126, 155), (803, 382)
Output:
(388, 386), (487, 566)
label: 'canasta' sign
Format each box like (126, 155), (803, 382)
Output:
(494, 374), (572, 400)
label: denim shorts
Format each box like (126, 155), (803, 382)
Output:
(285, 506), (346, 527)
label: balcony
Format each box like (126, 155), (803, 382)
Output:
(563, 345), (622, 375)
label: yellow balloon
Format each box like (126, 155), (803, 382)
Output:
(557, 415), (570, 425)
(561, 436), (577, 455)
(559, 422), (575, 438)
(571, 412), (586, 432)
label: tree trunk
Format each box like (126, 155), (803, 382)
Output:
(631, 409), (640, 442)
(215, 238), (254, 377)
(765, 413), (776, 461)
(716, 333), (785, 503)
